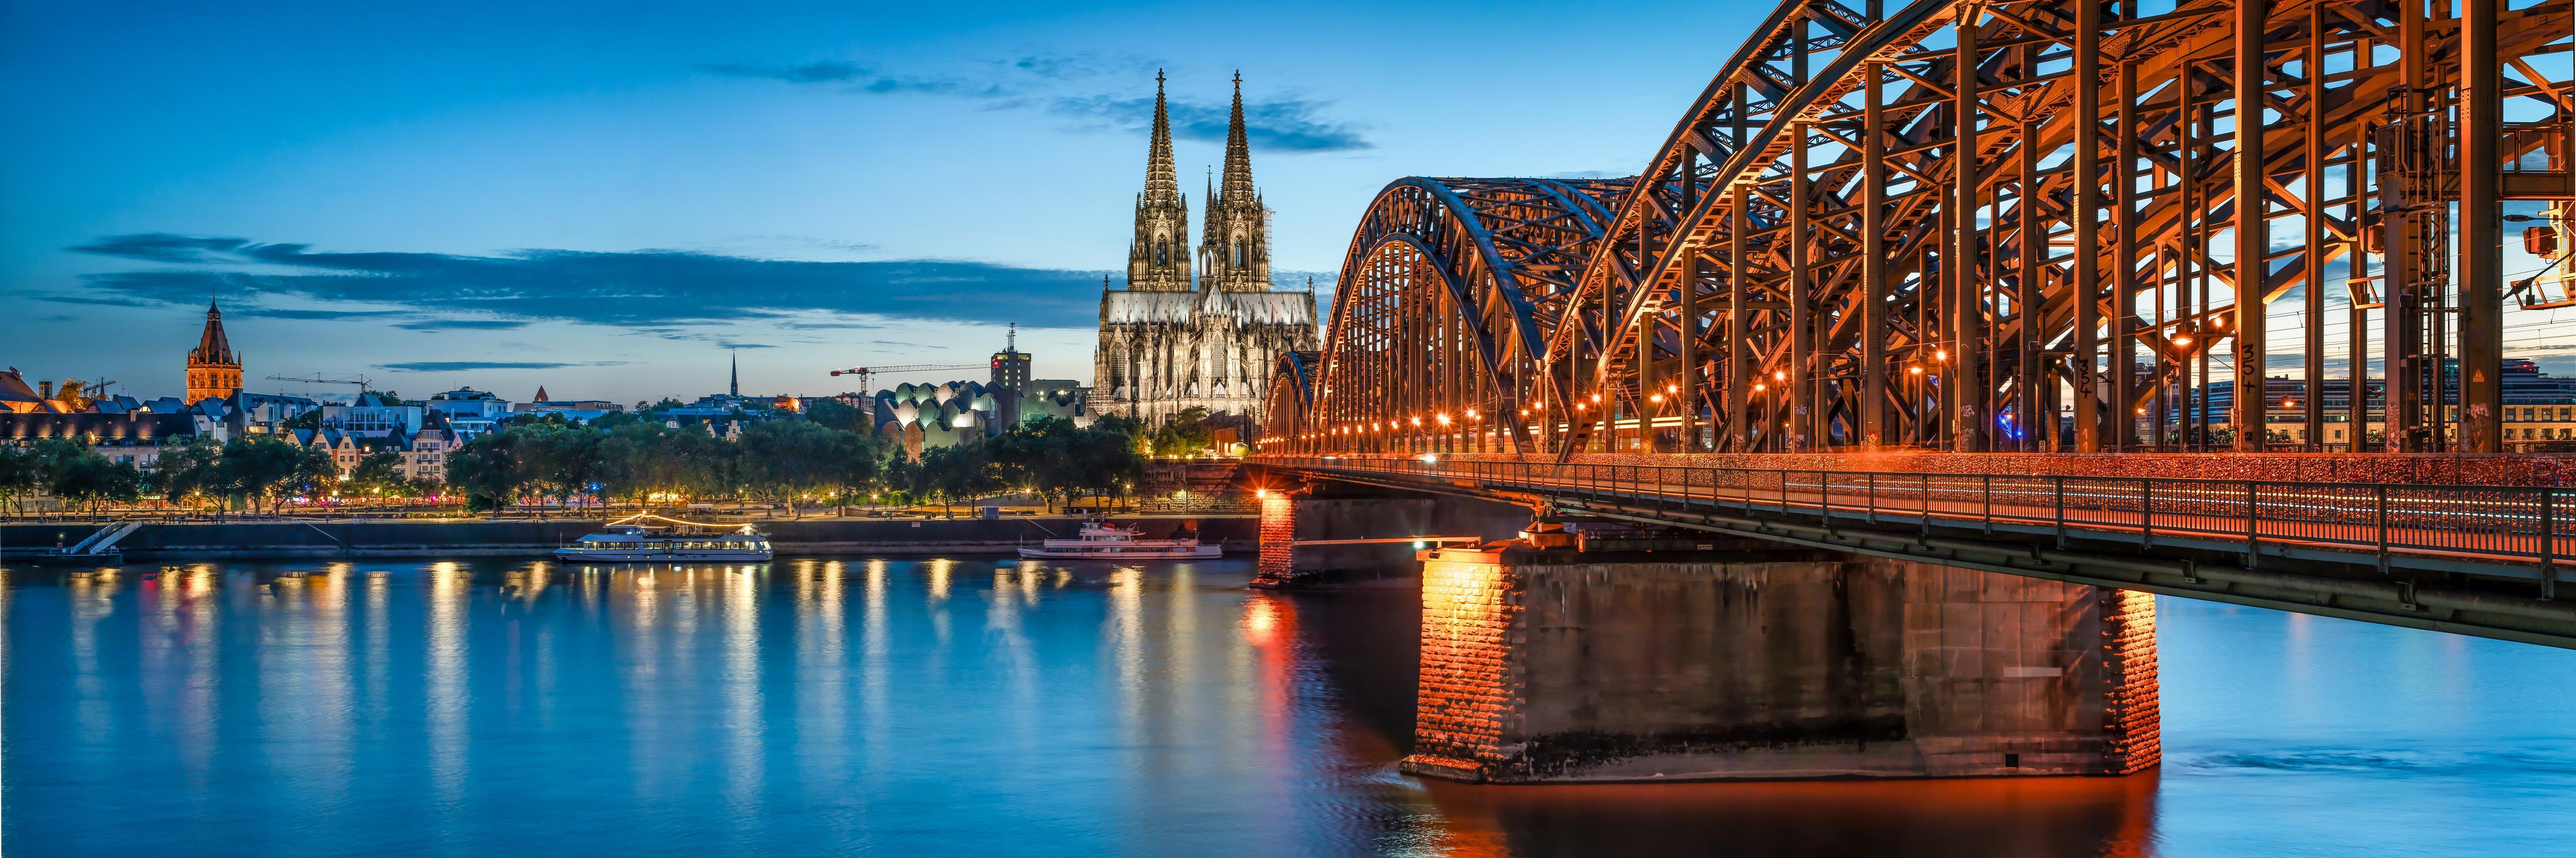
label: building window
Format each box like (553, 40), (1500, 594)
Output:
(1232, 240), (1245, 269)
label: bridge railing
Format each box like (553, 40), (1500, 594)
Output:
(1257, 455), (2565, 598)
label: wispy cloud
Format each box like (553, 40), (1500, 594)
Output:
(65, 233), (1109, 330)
(66, 233), (251, 263)
(730, 234), (878, 254)
(695, 59), (982, 96)
(1047, 94), (1371, 153)
(696, 60), (871, 83)
(1002, 53), (1143, 81)
(35, 294), (165, 307)
(236, 308), (409, 321)
(376, 360), (629, 372)
(719, 341), (779, 350)
(392, 318), (530, 331)
(698, 53), (1372, 153)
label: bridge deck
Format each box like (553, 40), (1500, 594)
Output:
(1255, 454), (2576, 648)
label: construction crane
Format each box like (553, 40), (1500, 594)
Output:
(266, 373), (372, 399)
(827, 363), (988, 392)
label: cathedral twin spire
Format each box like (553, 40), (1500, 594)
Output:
(1142, 70), (1180, 207)
(1122, 70), (1269, 294)
(1216, 72), (1256, 211)
(1126, 70), (1192, 292)
(1199, 72), (1270, 293)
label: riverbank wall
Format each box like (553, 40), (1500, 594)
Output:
(0, 516), (1257, 560)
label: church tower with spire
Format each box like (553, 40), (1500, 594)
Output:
(1096, 71), (1317, 427)
(185, 298), (242, 404)
(1125, 70), (1192, 293)
(1199, 72), (1272, 293)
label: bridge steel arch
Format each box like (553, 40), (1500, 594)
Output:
(1557, 0), (2573, 458)
(1266, 177), (1631, 455)
(1274, 0), (2572, 459)
(1259, 350), (1320, 441)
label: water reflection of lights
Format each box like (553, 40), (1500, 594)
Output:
(1240, 593), (1289, 648)
(724, 557), (764, 813)
(1109, 564), (1144, 730)
(926, 558), (954, 644)
(427, 560), (469, 806)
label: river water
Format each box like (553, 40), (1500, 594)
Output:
(3, 557), (2571, 857)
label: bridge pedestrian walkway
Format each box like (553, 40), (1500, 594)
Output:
(1255, 454), (2576, 647)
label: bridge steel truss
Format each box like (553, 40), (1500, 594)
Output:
(1267, 177), (1632, 453)
(1260, 0), (2574, 458)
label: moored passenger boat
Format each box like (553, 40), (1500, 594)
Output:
(555, 514), (773, 562)
(1018, 519), (1219, 560)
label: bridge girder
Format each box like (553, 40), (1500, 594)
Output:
(1264, 0), (2574, 459)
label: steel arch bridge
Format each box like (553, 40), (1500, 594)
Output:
(1263, 177), (1632, 453)
(1260, 0), (2573, 458)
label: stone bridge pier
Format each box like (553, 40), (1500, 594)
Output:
(1251, 480), (1533, 589)
(1397, 529), (2161, 783)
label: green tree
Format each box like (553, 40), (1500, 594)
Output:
(154, 440), (226, 511)
(516, 424), (605, 514)
(217, 436), (336, 515)
(914, 443), (1004, 518)
(1070, 426), (1143, 510)
(343, 451), (407, 498)
(444, 431), (529, 517)
(736, 420), (855, 505)
(1149, 407), (1214, 456)
(48, 452), (143, 514)
(594, 422), (729, 510)
(0, 445), (41, 517)
(992, 416), (1085, 511)
(805, 398), (869, 433)
(595, 423), (670, 510)
(826, 430), (888, 508)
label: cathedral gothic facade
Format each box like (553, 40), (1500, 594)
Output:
(1095, 72), (1318, 426)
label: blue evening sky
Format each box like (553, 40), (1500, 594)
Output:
(0, 1), (1755, 404)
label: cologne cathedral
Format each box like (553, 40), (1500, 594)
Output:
(1094, 72), (1319, 426)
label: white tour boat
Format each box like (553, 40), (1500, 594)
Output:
(1019, 519), (1220, 560)
(555, 514), (774, 562)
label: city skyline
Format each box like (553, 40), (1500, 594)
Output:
(0, 1), (1751, 404)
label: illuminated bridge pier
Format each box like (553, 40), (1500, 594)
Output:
(1247, 465), (2168, 783)
(1401, 533), (2158, 783)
